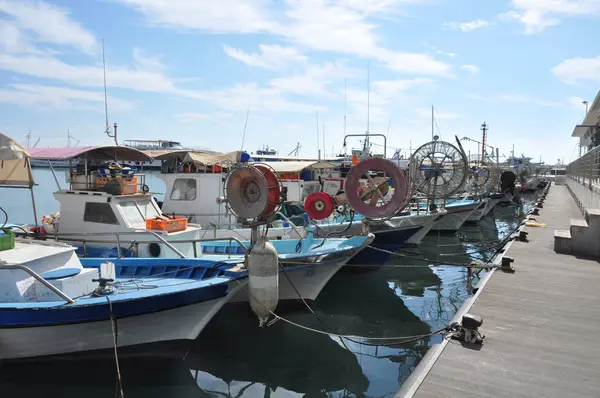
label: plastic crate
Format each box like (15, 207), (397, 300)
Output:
(0, 230), (15, 251)
(145, 216), (188, 233)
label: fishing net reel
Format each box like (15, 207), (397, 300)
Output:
(304, 158), (408, 222)
(218, 163), (283, 224)
(411, 138), (468, 199)
(465, 154), (501, 197)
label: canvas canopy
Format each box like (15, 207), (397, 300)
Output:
(256, 161), (336, 173)
(152, 150), (242, 165)
(0, 133), (34, 187)
(28, 146), (152, 162)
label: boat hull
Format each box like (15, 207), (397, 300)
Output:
(465, 201), (488, 222)
(345, 226), (422, 267)
(482, 197), (502, 216)
(430, 207), (476, 231)
(0, 286), (241, 361)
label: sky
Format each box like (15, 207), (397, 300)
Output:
(0, 0), (599, 165)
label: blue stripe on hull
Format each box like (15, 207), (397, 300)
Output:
(347, 226), (421, 266)
(0, 283), (229, 328)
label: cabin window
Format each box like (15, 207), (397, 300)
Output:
(83, 202), (119, 224)
(118, 199), (160, 226)
(170, 178), (197, 200)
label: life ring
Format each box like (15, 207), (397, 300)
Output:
(304, 192), (334, 220)
(141, 184), (150, 193)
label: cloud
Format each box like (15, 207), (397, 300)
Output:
(444, 19), (489, 32)
(499, 93), (570, 108)
(552, 56), (600, 83)
(177, 113), (210, 122)
(0, 83), (135, 111)
(502, 93), (531, 102)
(461, 64), (479, 73)
(0, 0), (97, 53)
(132, 48), (166, 71)
(0, 52), (188, 95)
(268, 61), (357, 96)
(116, 0), (452, 76)
(224, 44), (307, 70)
(117, 0), (273, 33)
(415, 108), (460, 119)
(567, 96), (588, 107)
(499, 0), (600, 34)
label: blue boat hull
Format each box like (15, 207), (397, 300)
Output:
(346, 226), (422, 268)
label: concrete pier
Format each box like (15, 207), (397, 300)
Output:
(398, 184), (600, 398)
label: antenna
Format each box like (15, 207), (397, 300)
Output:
(316, 111), (320, 160)
(480, 122), (487, 164)
(322, 121), (325, 159)
(102, 39), (119, 145)
(344, 77), (347, 136)
(431, 105), (434, 141)
(240, 107), (250, 152)
(367, 61), (370, 133)
(25, 130), (31, 148)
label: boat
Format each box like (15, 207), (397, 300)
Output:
(21, 146), (373, 303)
(0, 239), (246, 360)
(0, 133), (247, 360)
(121, 139), (213, 170)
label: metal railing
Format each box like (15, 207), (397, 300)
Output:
(0, 263), (75, 304)
(566, 145), (600, 189)
(12, 230), (249, 259)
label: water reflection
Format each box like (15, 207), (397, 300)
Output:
(0, 359), (204, 398)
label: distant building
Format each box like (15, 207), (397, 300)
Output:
(572, 90), (600, 155)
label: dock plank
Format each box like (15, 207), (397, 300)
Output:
(408, 185), (600, 398)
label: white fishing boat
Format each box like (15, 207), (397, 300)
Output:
(0, 133), (247, 360)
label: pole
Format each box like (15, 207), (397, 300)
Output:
(431, 105), (434, 140)
(480, 122), (487, 164)
(316, 111), (320, 160)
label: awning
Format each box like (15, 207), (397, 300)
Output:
(28, 146), (153, 162)
(152, 150), (242, 165)
(0, 133), (34, 187)
(256, 161), (336, 173)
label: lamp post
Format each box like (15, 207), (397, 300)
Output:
(583, 100), (589, 116)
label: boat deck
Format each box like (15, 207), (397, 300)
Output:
(399, 184), (600, 397)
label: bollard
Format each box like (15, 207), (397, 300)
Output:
(501, 256), (515, 272)
(518, 230), (529, 242)
(531, 208), (540, 216)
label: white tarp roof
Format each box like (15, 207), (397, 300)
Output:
(0, 133), (34, 186)
(256, 161), (336, 173)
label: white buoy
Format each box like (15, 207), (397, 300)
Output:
(248, 235), (279, 325)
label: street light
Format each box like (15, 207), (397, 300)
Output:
(583, 100), (589, 117)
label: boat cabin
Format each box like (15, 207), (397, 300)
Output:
(154, 150), (342, 227)
(27, 146), (202, 258)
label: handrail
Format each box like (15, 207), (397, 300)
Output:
(51, 230), (187, 258)
(11, 230), (250, 256)
(274, 211), (305, 238)
(0, 264), (75, 304)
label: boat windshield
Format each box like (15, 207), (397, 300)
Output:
(118, 199), (160, 227)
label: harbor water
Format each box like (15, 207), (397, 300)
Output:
(0, 169), (533, 397)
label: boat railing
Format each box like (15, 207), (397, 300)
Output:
(567, 145), (600, 189)
(0, 263), (75, 304)
(13, 230), (249, 259)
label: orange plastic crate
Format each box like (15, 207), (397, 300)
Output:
(145, 216), (188, 233)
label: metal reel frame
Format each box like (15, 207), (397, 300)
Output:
(411, 140), (469, 200)
(466, 154), (502, 197)
(344, 157), (409, 221)
(221, 163), (283, 223)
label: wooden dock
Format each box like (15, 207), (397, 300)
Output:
(398, 184), (600, 397)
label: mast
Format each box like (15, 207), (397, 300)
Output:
(431, 105), (434, 141)
(480, 122), (487, 164)
(316, 111), (320, 160)
(344, 77), (347, 137)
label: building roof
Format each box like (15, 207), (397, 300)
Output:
(572, 90), (600, 137)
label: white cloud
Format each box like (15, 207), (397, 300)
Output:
(567, 96), (588, 107)
(415, 108), (460, 119)
(132, 48), (166, 71)
(0, 0), (96, 53)
(268, 61), (357, 96)
(444, 19), (489, 32)
(0, 83), (135, 111)
(177, 113), (209, 122)
(502, 93), (531, 102)
(0, 52), (187, 95)
(224, 44), (307, 70)
(461, 64), (479, 73)
(116, 0), (452, 76)
(500, 0), (600, 34)
(118, 0), (273, 33)
(552, 56), (600, 83)
(193, 83), (322, 112)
